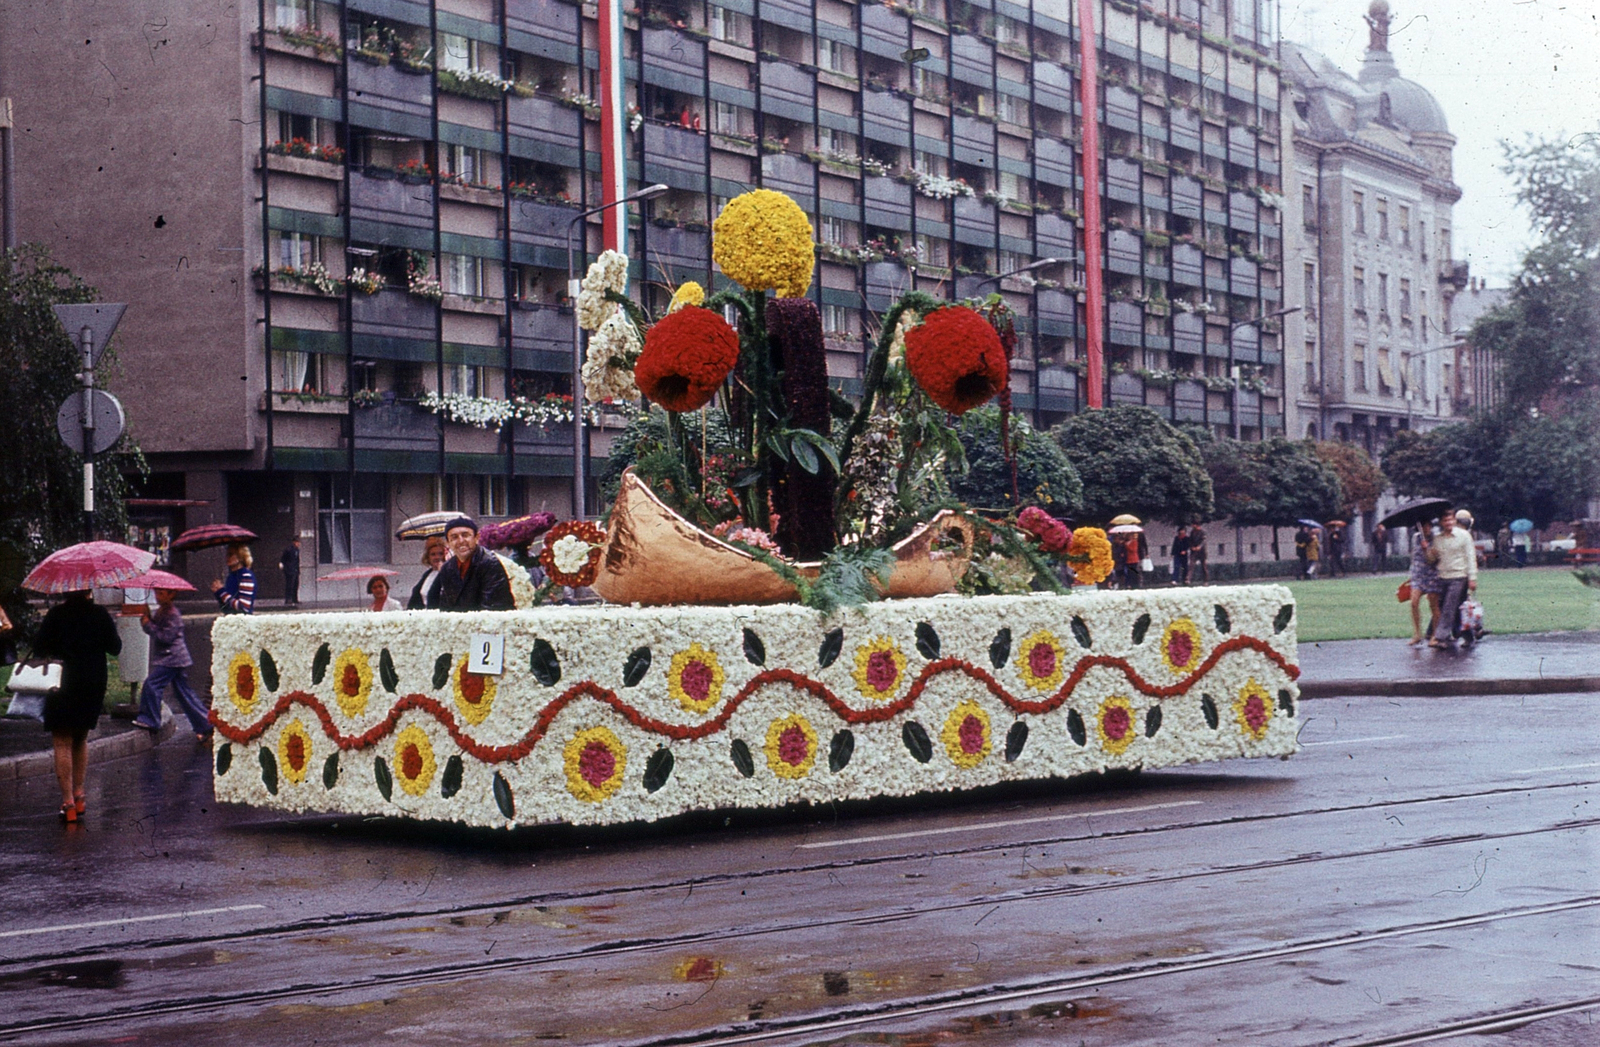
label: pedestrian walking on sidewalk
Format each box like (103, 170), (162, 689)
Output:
(1430, 509), (1477, 650)
(32, 590), (121, 824)
(1371, 522), (1388, 572)
(211, 543), (256, 615)
(1171, 525), (1190, 586)
(279, 538), (301, 608)
(1188, 523), (1209, 584)
(1327, 524), (1345, 577)
(1306, 529), (1321, 578)
(1407, 524), (1442, 646)
(1295, 526), (1312, 578)
(132, 588), (211, 741)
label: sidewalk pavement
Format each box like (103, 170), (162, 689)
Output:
(1297, 630), (1600, 698)
(0, 716), (176, 781)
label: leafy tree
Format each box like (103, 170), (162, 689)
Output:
(1499, 414), (1596, 528)
(1313, 440), (1386, 513)
(1378, 428), (1445, 501)
(948, 405), (1082, 515)
(1051, 406), (1214, 524)
(1191, 435), (1342, 557)
(0, 245), (140, 629)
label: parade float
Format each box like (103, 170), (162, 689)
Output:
(211, 190), (1300, 828)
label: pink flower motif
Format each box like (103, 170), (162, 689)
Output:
(777, 724), (810, 766)
(866, 650), (899, 692)
(957, 714), (985, 755)
(1028, 642), (1057, 682)
(679, 660), (713, 704)
(578, 740), (616, 789)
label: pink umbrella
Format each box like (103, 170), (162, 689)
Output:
(123, 568), (197, 593)
(23, 541), (157, 594)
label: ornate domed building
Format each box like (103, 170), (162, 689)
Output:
(1282, 1), (1468, 453)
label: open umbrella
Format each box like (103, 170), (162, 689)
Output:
(395, 511), (461, 541)
(1325, 519), (1348, 528)
(318, 566), (400, 582)
(1509, 518), (1534, 534)
(170, 523), (257, 552)
(1378, 498), (1451, 531)
(23, 541), (156, 594)
(1297, 519), (1324, 529)
(123, 568), (197, 592)
(1109, 514), (1142, 526)
(1108, 524), (1144, 534)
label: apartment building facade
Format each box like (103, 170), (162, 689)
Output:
(2, 0), (1290, 596)
(1281, 0), (1466, 452)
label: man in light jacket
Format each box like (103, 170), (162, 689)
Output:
(1430, 509), (1477, 649)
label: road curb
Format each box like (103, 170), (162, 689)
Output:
(1299, 676), (1600, 699)
(0, 719), (177, 782)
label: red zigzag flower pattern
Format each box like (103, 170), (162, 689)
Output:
(211, 634), (1298, 764)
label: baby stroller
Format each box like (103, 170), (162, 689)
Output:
(1456, 595), (1485, 647)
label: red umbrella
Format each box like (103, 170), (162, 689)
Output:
(170, 523), (258, 552)
(123, 568), (197, 593)
(23, 541), (156, 594)
(317, 567), (399, 582)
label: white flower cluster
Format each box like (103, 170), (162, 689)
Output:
(575, 250), (629, 332)
(581, 308), (642, 403)
(915, 172), (975, 200)
(407, 271), (443, 301)
(417, 393), (637, 430)
(210, 586), (1301, 829)
(347, 268), (383, 295)
(448, 67), (513, 92)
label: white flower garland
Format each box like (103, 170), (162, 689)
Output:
(210, 586), (1301, 829)
(416, 392), (638, 430)
(915, 172), (976, 200)
(575, 249), (629, 332)
(581, 308), (642, 403)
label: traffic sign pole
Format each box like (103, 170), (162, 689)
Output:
(80, 325), (95, 538)
(51, 303), (126, 541)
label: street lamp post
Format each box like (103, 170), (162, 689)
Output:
(964, 257), (1063, 295)
(565, 183), (669, 517)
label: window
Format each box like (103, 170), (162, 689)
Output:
(274, 110), (321, 145)
(910, 64), (945, 100)
(995, 92), (1025, 125)
(916, 234), (948, 267)
(275, 0), (311, 31)
(998, 170), (1031, 204)
(1303, 263), (1316, 316)
(993, 12), (1024, 45)
(1400, 350), (1412, 397)
(441, 143), (482, 185)
(1419, 221), (1428, 259)
(1304, 341), (1317, 391)
(1352, 267), (1366, 311)
(275, 231), (322, 270)
(272, 349), (326, 394)
(817, 38), (850, 74)
(442, 254), (485, 297)
(1376, 197), (1389, 240)
(439, 32), (476, 73)
(428, 476), (467, 513)
(1420, 290), (1429, 338)
(820, 215), (854, 246)
(1398, 204), (1411, 246)
(822, 304), (855, 337)
(1399, 278), (1412, 318)
(999, 249), (1030, 276)
(1352, 342), (1367, 391)
(1302, 185), (1315, 227)
(480, 476), (508, 518)
(1352, 190), (1365, 234)
(816, 126), (855, 155)
(1377, 273), (1389, 317)
(709, 6), (752, 45)
(1377, 346), (1393, 395)
(1439, 225), (1451, 261)
(711, 101), (752, 136)
(318, 474), (387, 565)
(914, 149), (946, 177)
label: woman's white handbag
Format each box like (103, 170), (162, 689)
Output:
(7, 659), (62, 693)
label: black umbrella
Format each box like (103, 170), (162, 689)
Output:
(1378, 498), (1451, 531)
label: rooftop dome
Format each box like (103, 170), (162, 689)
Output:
(1356, 1), (1450, 135)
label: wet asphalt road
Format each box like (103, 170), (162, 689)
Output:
(0, 692), (1596, 1046)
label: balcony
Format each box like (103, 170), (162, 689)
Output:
(862, 88), (910, 144)
(511, 420), (574, 453)
(1172, 243), (1203, 287)
(511, 304), (571, 370)
(642, 122), (708, 192)
(643, 224), (710, 274)
(953, 114), (995, 163)
(1037, 289), (1077, 322)
(1106, 158), (1141, 202)
(347, 60), (432, 119)
(761, 151), (815, 198)
(510, 198), (583, 242)
(1171, 176), (1203, 219)
(508, 95), (584, 154)
(1105, 86), (1140, 132)
(507, 0), (579, 43)
(864, 260), (912, 305)
(760, 60), (815, 120)
(1173, 379), (1207, 422)
(1036, 212), (1075, 253)
(1034, 138), (1073, 184)
(1172, 311), (1205, 354)
(1107, 228), (1143, 274)
(643, 28), (705, 81)
(1109, 301), (1143, 345)
(1170, 108), (1201, 152)
(1229, 192), (1257, 232)
(861, 2), (908, 59)
(352, 400), (438, 451)
(864, 176), (912, 231)
(1229, 256), (1259, 296)
(952, 33), (993, 85)
(1109, 371), (1144, 405)
(350, 169), (435, 229)
(1228, 124), (1257, 154)
(351, 287), (436, 335)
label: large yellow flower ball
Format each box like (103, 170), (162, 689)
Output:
(712, 189), (815, 298)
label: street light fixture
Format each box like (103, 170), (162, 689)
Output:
(1225, 305), (1301, 440)
(966, 257), (1063, 293)
(565, 183), (670, 517)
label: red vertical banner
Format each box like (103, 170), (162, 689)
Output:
(598, 0), (627, 254)
(1077, 0), (1104, 408)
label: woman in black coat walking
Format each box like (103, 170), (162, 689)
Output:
(33, 590), (121, 823)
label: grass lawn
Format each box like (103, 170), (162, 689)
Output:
(1280, 567), (1600, 642)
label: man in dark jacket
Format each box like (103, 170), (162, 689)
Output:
(434, 516), (514, 611)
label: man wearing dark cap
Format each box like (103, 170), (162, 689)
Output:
(432, 516), (514, 611)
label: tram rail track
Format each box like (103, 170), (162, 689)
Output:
(1, 776), (1592, 975)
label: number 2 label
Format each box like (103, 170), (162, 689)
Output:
(468, 632), (505, 676)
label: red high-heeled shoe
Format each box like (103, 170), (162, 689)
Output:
(74, 793), (86, 816)
(59, 804), (78, 825)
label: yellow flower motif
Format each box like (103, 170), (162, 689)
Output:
(940, 700), (992, 769)
(1015, 630), (1065, 693)
(1097, 696), (1137, 756)
(764, 714), (818, 779)
(393, 724), (437, 797)
(226, 652), (261, 714)
(851, 636), (907, 702)
(452, 654), (497, 726)
(712, 189), (815, 298)
(564, 726), (627, 803)
(1161, 618), (1203, 675)
(667, 280), (705, 313)
(330, 648), (373, 718)
(277, 718), (312, 786)
(1069, 527), (1115, 586)
(667, 643), (726, 714)
(1233, 678), (1276, 741)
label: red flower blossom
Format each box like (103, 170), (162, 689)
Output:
(1017, 506), (1072, 554)
(903, 306), (1009, 414)
(634, 305), (740, 412)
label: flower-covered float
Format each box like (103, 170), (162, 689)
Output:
(211, 189), (1300, 828)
